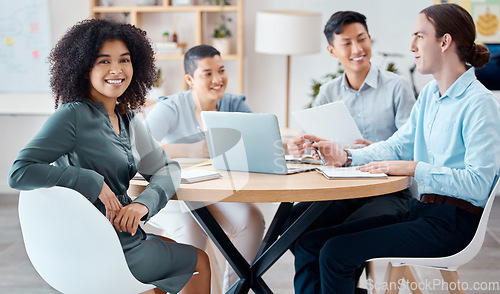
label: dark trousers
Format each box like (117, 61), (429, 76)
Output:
(285, 189), (412, 290)
(293, 198), (480, 294)
(286, 188), (412, 240)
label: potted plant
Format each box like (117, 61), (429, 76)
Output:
(307, 64), (344, 108)
(212, 4), (232, 54)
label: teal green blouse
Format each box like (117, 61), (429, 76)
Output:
(8, 99), (181, 222)
(8, 99), (200, 292)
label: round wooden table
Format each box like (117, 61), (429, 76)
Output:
(129, 167), (410, 294)
(129, 166), (410, 203)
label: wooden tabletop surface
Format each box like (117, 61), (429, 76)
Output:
(129, 165), (410, 203)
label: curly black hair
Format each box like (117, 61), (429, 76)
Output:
(49, 18), (157, 114)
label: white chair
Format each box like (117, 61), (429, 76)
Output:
(367, 178), (499, 294)
(18, 186), (156, 294)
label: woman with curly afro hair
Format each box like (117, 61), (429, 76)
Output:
(8, 18), (210, 294)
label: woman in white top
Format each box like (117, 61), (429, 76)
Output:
(144, 45), (265, 292)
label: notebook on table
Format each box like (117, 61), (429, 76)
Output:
(134, 169), (222, 184)
(201, 112), (316, 175)
(285, 154), (322, 165)
(181, 169), (222, 184)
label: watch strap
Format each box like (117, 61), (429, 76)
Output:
(343, 149), (352, 167)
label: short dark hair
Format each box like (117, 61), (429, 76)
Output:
(324, 11), (369, 45)
(184, 45), (221, 76)
(49, 18), (156, 114)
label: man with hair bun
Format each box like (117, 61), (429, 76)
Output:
(294, 4), (500, 293)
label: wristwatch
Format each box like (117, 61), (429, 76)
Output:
(343, 149), (352, 167)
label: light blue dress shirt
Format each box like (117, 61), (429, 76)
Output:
(313, 65), (415, 143)
(350, 68), (500, 208)
(144, 90), (252, 143)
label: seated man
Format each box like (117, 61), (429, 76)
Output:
(287, 11), (415, 256)
(294, 3), (500, 293)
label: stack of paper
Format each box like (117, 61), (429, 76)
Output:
(176, 158), (212, 168)
(285, 154), (322, 165)
(181, 169), (222, 184)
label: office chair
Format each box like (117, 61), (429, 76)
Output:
(367, 178), (499, 294)
(18, 186), (156, 294)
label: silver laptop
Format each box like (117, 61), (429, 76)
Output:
(201, 111), (316, 175)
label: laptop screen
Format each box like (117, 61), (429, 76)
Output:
(201, 112), (288, 174)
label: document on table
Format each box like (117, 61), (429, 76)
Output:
(292, 101), (362, 147)
(133, 168), (222, 183)
(175, 158), (212, 168)
(181, 169), (222, 184)
(316, 166), (387, 179)
(285, 154), (322, 165)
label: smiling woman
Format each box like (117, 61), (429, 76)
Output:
(8, 19), (211, 294)
(48, 19), (156, 114)
(88, 40), (133, 101)
(87, 40), (134, 133)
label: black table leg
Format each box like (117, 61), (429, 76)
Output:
(186, 201), (330, 294)
(185, 202), (252, 288)
(251, 202), (330, 278)
(254, 202), (293, 260)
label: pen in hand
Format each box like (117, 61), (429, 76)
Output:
(314, 147), (327, 166)
(307, 140), (327, 166)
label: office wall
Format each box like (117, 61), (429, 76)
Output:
(0, 0), (89, 193)
(244, 0), (434, 127)
(0, 0), (90, 112)
(1, 0), (434, 120)
(0, 115), (51, 193)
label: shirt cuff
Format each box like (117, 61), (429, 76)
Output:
(414, 161), (432, 190)
(132, 182), (169, 222)
(132, 189), (157, 222)
(348, 148), (365, 166)
(74, 168), (104, 203)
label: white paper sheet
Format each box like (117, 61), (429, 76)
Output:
(316, 166), (387, 179)
(181, 169), (222, 184)
(292, 101), (362, 147)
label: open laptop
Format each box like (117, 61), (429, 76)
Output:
(201, 111), (316, 175)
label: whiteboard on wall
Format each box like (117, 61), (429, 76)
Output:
(0, 0), (51, 92)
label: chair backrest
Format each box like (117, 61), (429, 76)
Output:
(18, 186), (154, 294)
(386, 178), (500, 270)
(446, 178), (500, 267)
